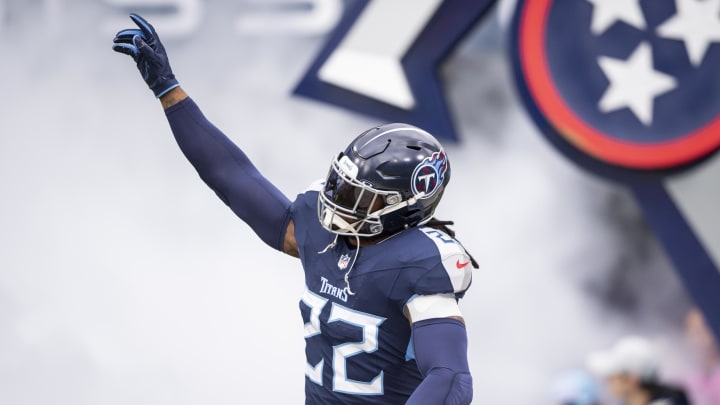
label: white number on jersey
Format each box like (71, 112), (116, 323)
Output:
(300, 287), (386, 395)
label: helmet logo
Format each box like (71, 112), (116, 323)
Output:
(411, 151), (447, 198)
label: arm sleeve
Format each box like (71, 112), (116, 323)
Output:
(406, 318), (473, 405)
(165, 98), (292, 251)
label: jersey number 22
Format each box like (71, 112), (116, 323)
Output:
(301, 288), (386, 395)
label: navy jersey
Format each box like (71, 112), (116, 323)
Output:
(290, 188), (472, 404)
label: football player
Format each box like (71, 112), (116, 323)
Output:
(113, 14), (478, 405)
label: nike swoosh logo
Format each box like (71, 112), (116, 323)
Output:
(456, 259), (470, 269)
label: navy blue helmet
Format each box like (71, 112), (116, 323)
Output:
(318, 123), (451, 238)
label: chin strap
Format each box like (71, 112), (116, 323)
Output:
(318, 234), (339, 254)
(343, 234), (360, 296)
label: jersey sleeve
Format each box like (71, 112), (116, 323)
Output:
(413, 228), (473, 297)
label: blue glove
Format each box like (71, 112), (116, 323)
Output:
(112, 13), (180, 98)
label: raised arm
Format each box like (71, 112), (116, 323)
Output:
(162, 88), (298, 255)
(112, 14), (298, 256)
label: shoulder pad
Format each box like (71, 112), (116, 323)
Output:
(305, 179), (325, 192)
(418, 227), (473, 294)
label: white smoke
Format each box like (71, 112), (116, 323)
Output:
(0, 1), (692, 404)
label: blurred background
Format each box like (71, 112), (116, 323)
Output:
(0, 0), (717, 404)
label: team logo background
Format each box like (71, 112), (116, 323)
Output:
(510, 0), (720, 340)
(411, 151), (448, 198)
(513, 0), (720, 170)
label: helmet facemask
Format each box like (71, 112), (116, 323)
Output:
(318, 154), (411, 237)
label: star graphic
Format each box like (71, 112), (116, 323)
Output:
(657, 0), (720, 66)
(585, 0), (647, 35)
(597, 42), (677, 126)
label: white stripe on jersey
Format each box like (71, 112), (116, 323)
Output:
(418, 227), (472, 293)
(405, 293), (462, 322)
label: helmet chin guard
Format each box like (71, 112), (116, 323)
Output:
(317, 123), (449, 238)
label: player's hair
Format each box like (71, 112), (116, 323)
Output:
(426, 218), (479, 269)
